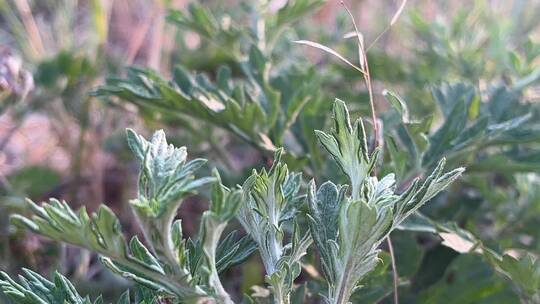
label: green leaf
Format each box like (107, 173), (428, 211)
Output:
(126, 129), (215, 287)
(274, 0), (325, 28)
(423, 84), (475, 166)
(6, 166), (61, 198)
(126, 129), (214, 217)
(198, 170), (244, 303)
(215, 231), (257, 274)
(94, 67), (271, 150)
(492, 254), (540, 297)
(10, 199), (203, 299)
(315, 99), (379, 200)
(385, 135), (408, 179)
(383, 89), (410, 123)
(392, 159), (465, 228)
(0, 269), (144, 304)
(306, 180), (346, 283)
(0, 269), (91, 304)
(418, 255), (519, 304)
(431, 83), (475, 118)
(237, 148), (309, 303)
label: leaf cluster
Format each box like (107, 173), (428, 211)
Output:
(2, 129), (256, 303)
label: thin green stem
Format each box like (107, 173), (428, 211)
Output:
(272, 281), (290, 304)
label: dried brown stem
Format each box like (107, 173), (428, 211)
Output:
(13, 0), (45, 58)
(387, 236), (399, 304)
(341, 3), (397, 304)
(340, 2), (379, 146)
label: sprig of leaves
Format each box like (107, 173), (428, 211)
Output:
(94, 47), (317, 154)
(237, 149), (311, 304)
(166, 0), (325, 66)
(126, 128), (214, 280)
(93, 0), (325, 156)
(123, 129), (254, 302)
(9, 198), (201, 299)
(491, 254), (540, 301)
(385, 82), (540, 177)
(6, 129), (259, 303)
(315, 99), (379, 199)
(197, 170), (244, 304)
(307, 100), (464, 304)
(0, 269), (131, 304)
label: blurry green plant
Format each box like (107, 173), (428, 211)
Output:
(405, 1), (540, 85)
(94, 0), (328, 167)
(383, 80), (540, 180)
(0, 0), (114, 207)
(0, 0), (109, 118)
(0, 1), (121, 294)
(379, 71), (540, 304)
(381, 1), (540, 114)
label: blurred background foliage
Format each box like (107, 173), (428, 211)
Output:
(0, 0), (539, 303)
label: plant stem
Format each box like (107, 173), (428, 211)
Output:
(332, 263), (354, 304)
(341, 3), (398, 303)
(341, 2), (379, 145)
(272, 281), (290, 304)
(387, 237), (399, 304)
(363, 54), (379, 147)
(13, 0), (45, 59)
(203, 219), (234, 304)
